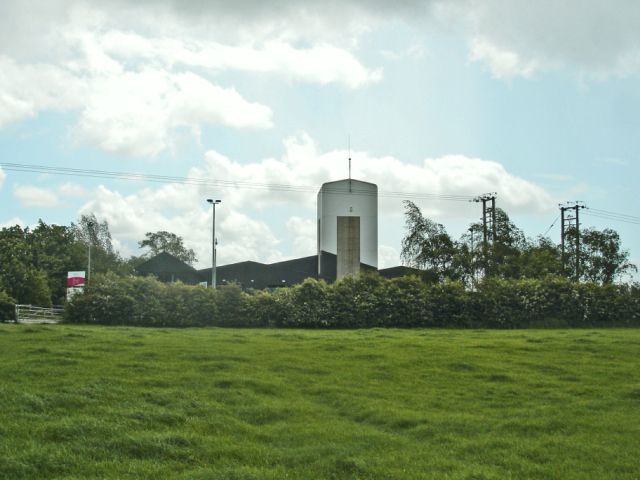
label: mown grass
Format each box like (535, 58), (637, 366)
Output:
(0, 325), (639, 479)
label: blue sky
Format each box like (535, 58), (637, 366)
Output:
(0, 0), (638, 277)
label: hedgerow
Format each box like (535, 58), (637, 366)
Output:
(64, 272), (640, 328)
(0, 291), (17, 322)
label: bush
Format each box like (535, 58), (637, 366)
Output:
(215, 284), (255, 327)
(247, 289), (288, 328)
(0, 291), (17, 322)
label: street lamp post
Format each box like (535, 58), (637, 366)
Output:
(87, 221), (94, 284)
(207, 199), (222, 288)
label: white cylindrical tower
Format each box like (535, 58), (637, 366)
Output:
(317, 179), (378, 278)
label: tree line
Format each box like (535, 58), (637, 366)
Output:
(400, 201), (636, 286)
(1, 204), (637, 324)
(0, 214), (196, 307)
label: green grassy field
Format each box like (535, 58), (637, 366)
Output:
(0, 325), (639, 479)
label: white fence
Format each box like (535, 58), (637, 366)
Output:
(15, 304), (64, 324)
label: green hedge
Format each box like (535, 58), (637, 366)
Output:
(0, 291), (17, 322)
(64, 272), (640, 329)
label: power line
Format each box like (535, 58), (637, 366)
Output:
(0, 162), (476, 202)
(587, 208), (640, 221)
(583, 211), (640, 226)
(541, 215), (559, 237)
(5, 162), (638, 222)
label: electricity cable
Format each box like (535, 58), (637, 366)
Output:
(586, 208), (640, 222)
(583, 211), (640, 226)
(541, 215), (559, 237)
(0, 162), (476, 202)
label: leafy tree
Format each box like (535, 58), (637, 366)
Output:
(30, 220), (86, 303)
(401, 201), (457, 282)
(517, 236), (563, 279)
(399, 202), (637, 286)
(138, 230), (197, 265)
(466, 208), (527, 279)
(71, 214), (127, 275)
(0, 225), (52, 305)
(72, 214), (115, 255)
(564, 227), (637, 284)
(456, 210), (564, 282)
(454, 225), (483, 287)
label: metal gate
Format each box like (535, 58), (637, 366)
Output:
(15, 305), (64, 324)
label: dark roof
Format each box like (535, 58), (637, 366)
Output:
(136, 252), (197, 274)
(198, 251), (379, 289)
(378, 265), (421, 279)
(136, 252), (415, 289)
(199, 254), (320, 289)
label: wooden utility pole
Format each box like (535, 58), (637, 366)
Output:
(473, 193), (497, 247)
(473, 193), (497, 276)
(559, 202), (585, 281)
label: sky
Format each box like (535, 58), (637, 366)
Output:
(0, 0), (639, 276)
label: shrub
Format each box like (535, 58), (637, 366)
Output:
(0, 291), (16, 322)
(426, 281), (472, 328)
(247, 289), (287, 327)
(215, 283), (254, 327)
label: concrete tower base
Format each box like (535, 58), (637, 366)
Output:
(337, 216), (360, 279)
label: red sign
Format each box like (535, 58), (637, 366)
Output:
(67, 277), (86, 287)
(67, 271), (86, 288)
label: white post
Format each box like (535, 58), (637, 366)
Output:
(207, 199), (222, 288)
(212, 203), (216, 288)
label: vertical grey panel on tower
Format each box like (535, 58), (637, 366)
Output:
(337, 216), (360, 279)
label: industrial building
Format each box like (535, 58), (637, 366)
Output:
(135, 177), (418, 287)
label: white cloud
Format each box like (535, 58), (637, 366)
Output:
(58, 182), (89, 197)
(11, 182), (89, 209)
(13, 185), (61, 208)
(69, 133), (554, 267)
(99, 32), (382, 88)
(220, 211), (281, 265)
(286, 216), (316, 258)
(380, 43), (426, 62)
(191, 133), (554, 216)
(0, 217), (25, 229)
(598, 157), (629, 167)
(1, 31), (274, 156)
(75, 69), (272, 157)
(379, 244), (400, 269)
(469, 38), (540, 79)
(441, 0), (640, 78)
(0, 167), (5, 190)
(77, 184), (281, 268)
(0, 55), (86, 127)
(4, 0), (640, 85)
(4, 0), (638, 151)
(0, 1), (381, 154)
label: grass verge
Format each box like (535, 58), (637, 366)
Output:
(1, 325), (639, 479)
